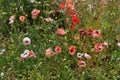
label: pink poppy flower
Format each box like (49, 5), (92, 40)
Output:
(70, 9), (77, 17)
(79, 28), (86, 35)
(57, 28), (66, 35)
(69, 46), (76, 55)
(55, 46), (62, 54)
(9, 15), (15, 24)
(19, 16), (25, 22)
(28, 50), (36, 58)
(77, 60), (86, 68)
(66, 0), (73, 8)
(31, 9), (40, 19)
(45, 48), (54, 58)
(84, 53), (91, 60)
(86, 28), (93, 35)
(102, 41), (108, 46)
(92, 30), (101, 38)
(94, 43), (104, 52)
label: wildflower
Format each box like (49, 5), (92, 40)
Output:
(69, 46), (76, 55)
(23, 37), (31, 45)
(30, 0), (35, 3)
(70, 9), (77, 17)
(86, 28), (93, 35)
(31, 9), (40, 19)
(28, 50), (36, 58)
(66, 0), (73, 8)
(20, 49), (30, 59)
(77, 60), (86, 68)
(72, 16), (80, 24)
(19, 16), (25, 22)
(117, 43), (120, 47)
(103, 41), (108, 46)
(55, 46), (62, 54)
(45, 48), (54, 58)
(92, 30), (101, 38)
(78, 29), (86, 35)
(57, 28), (66, 36)
(94, 43), (104, 52)
(59, 2), (65, 9)
(44, 17), (53, 22)
(84, 53), (91, 60)
(9, 15), (15, 24)
(77, 53), (83, 58)
(1, 72), (4, 77)
(0, 72), (4, 79)
(0, 49), (5, 55)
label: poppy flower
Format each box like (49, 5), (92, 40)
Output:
(9, 15), (15, 24)
(20, 49), (30, 59)
(84, 53), (91, 60)
(69, 46), (76, 55)
(44, 17), (53, 22)
(94, 43), (104, 52)
(66, 0), (73, 8)
(92, 30), (101, 38)
(55, 46), (62, 54)
(78, 29), (86, 35)
(77, 60), (86, 68)
(45, 48), (54, 58)
(117, 43), (120, 47)
(23, 37), (31, 45)
(31, 9), (40, 19)
(57, 28), (66, 35)
(102, 41), (108, 46)
(72, 16), (80, 24)
(19, 16), (25, 22)
(70, 9), (77, 17)
(86, 28), (93, 35)
(77, 53), (83, 58)
(59, 2), (65, 9)
(28, 50), (36, 58)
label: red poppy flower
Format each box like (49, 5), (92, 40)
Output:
(72, 16), (80, 24)
(59, 2), (65, 9)
(69, 46), (76, 55)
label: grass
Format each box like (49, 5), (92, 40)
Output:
(0, 0), (120, 80)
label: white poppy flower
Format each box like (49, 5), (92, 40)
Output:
(20, 49), (30, 58)
(23, 37), (31, 45)
(117, 43), (120, 47)
(77, 53), (83, 58)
